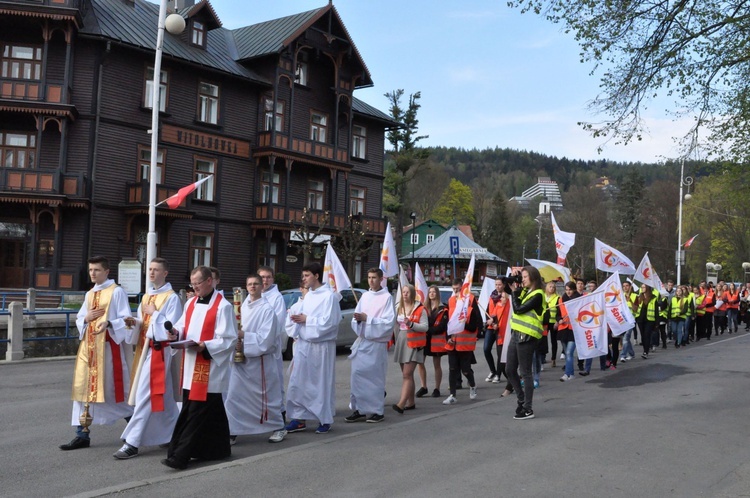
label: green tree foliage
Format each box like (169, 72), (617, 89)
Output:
(431, 179), (476, 227)
(482, 190), (514, 261)
(507, 0), (750, 161)
(383, 89), (429, 254)
(615, 168), (646, 243)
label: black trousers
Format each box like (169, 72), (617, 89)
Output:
(168, 390), (231, 466)
(448, 350), (476, 396)
(639, 320), (654, 354)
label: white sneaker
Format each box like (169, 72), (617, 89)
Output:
(625, 355), (635, 361)
(619, 357), (627, 363)
(469, 387), (478, 400)
(268, 429), (287, 443)
(442, 394), (457, 405)
(560, 374), (573, 382)
(491, 374), (501, 383)
(560, 353), (566, 360)
(485, 373), (495, 382)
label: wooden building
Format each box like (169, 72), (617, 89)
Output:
(0, 0), (393, 290)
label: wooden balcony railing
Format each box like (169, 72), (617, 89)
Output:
(256, 131), (349, 164)
(10, 0), (84, 8)
(126, 182), (184, 209)
(0, 79), (70, 105)
(0, 168), (87, 197)
(255, 203), (385, 235)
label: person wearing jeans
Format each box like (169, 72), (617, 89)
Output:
(557, 282), (578, 381)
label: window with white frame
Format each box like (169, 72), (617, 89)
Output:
(310, 112), (327, 143)
(261, 170), (279, 203)
(1, 131), (36, 168)
(352, 125), (367, 159)
(1, 44), (42, 80)
(198, 82), (219, 124)
(191, 21), (205, 47)
(194, 157), (216, 201)
(410, 233), (419, 245)
(257, 241), (277, 271)
(263, 97), (284, 132)
(350, 186), (365, 215)
(190, 232), (213, 267)
(295, 52), (308, 85)
(307, 179), (324, 210)
(426, 234), (434, 244)
(144, 66), (168, 112)
(138, 145), (165, 183)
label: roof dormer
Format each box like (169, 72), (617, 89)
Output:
(169, 0), (222, 50)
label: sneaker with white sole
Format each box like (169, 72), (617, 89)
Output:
(268, 429), (287, 443)
(366, 414), (385, 423)
(491, 374), (501, 383)
(442, 394), (457, 405)
(485, 373), (495, 382)
(560, 353), (566, 360)
(113, 443), (138, 459)
(514, 409), (535, 420)
(560, 374), (573, 382)
(469, 387), (478, 399)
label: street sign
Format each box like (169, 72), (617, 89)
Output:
(450, 236), (459, 255)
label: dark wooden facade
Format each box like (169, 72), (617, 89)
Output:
(0, 0), (392, 290)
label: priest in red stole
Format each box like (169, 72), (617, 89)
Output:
(162, 266), (236, 470)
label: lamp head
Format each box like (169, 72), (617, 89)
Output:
(165, 13), (186, 35)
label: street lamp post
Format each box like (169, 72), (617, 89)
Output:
(410, 212), (417, 280)
(146, 2), (185, 269)
(676, 158), (694, 285)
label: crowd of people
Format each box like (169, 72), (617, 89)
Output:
(59, 257), (750, 470)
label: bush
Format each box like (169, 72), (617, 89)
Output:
(275, 272), (293, 291)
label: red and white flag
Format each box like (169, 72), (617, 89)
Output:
(447, 253), (475, 336)
(323, 242), (351, 295)
(414, 262), (429, 304)
(634, 252), (666, 295)
(550, 211), (575, 265)
(594, 238), (636, 274)
(159, 176), (212, 209)
(378, 222), (399, 278)
(600, 272), (635, 336)
(683, 234), (699, 248)
(565, 291), (609, 359)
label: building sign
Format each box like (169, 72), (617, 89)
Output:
(161, 124), (251, 159)
(118, 258), (142, 295)
(460, 247), (488, 254)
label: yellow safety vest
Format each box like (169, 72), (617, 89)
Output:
(511, 288), (544, 339)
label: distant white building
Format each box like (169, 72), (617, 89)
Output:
(509, 177), (563, 211)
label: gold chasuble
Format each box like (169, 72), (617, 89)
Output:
(130, 290), (175, 387)
(72, 284), (118, 403)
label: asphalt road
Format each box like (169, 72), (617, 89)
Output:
(3, 332), (750, 498)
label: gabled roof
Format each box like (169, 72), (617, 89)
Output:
(81, 0), (268, 84)
(353, 97), (398, 126)
(231, 4), (373, 87)
(402, 226), (506, 263)
(180, 0), (221, 30)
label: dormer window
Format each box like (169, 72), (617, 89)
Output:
(191, 20), (206, 48)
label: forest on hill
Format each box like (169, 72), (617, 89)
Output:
(385, 145), (748, 285)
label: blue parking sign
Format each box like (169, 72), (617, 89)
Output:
(450, 236), (459, 255)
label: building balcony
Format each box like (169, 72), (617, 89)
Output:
(0, 78), (77, 119)
(6, 0), (84, 7)
(254, 203), (385, 236)
(0, 168), (88, 205)
(256, 131), (350, 170)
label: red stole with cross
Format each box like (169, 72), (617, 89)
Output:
(183, 293), (222, 401)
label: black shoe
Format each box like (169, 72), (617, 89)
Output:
(161, 458), (187, 470)
(514, 409), (535, 420)
(431, 389), (441, 398)
(579, 371), (590, 377)
(391, 404), (404, 414)
(415, 387), (429, 398)
(60, 436), (90, 451)
(403, 404), (416, 411)
(515, 403), (525, 416)
(366, 414), (385, 423)
(345, 410), (367, 423)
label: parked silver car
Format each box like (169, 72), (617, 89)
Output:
(280, 288), (364, 360)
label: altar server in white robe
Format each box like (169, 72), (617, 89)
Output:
(284, 262), (341, 434)
(258, 265), (289, 433)
(225, 274), (285, 443)
(61, 256), (134, 451)
(162, 266), (236, 471)
(115, 257), (183, 459)
(345, 268), (396, 423)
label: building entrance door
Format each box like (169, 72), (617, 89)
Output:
(0, 228), (30, 288)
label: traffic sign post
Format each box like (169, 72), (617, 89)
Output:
(450, 236), (459, 280)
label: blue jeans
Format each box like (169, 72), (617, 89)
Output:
(483, 327), (500, 375)
(670, 320), (684, 345)
(75, 425), (90, 439)
(584, 355), (607, 372)
(620, 328), (635, 358)
(532, 352), (541, 383)
(728, 309), (739, 332)
(564, 340), (577, 377)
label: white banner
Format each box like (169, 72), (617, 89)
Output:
(324, 242), (352, 295)
(447, 253), (475, 336)
(594, 238), (636, 274)
(414, 262), (429, 304)
(634, 252), (667, 295)
(550, 211), (575, 265)
(566, 291), (609, 359)
(378, 221), (399, 278)
(600, 272), (635, 336)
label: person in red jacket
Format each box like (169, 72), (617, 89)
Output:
(442, 279), (481, 405)
(725, 283), (740, 334)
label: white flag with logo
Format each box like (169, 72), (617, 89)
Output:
(594, 238), (637, 274)
(477, 276), (495, 322)
(634, 252), (666, 294)
(414, 262), (429, 304)
(447, 253), (475, 336)
(378, 221), (399, 278)
(600, 271), (635, 336)
(550, 211), (575, 265)
(394, 265), (410, 310)
(565, 291), (609, 359)
(324, 242), (351, 295)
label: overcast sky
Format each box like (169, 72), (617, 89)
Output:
(213, 0), (691, 164)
